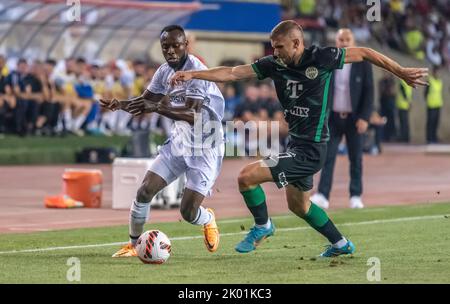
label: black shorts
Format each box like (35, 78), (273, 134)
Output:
(263, 139), (327, 191)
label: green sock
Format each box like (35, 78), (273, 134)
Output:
(303, 202), (329, 229)
(303, 202), (343, 244)
(240, 185), (269, 225)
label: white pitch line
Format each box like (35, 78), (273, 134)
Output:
(0, 214), (445, 255)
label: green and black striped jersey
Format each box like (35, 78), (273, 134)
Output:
(251, 46), (346, 143)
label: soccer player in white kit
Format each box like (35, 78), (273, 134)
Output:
(100, 25), (225, 257)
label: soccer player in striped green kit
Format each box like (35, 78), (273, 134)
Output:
(171, 20), (428, 257)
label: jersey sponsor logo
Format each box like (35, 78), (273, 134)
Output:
(286, 80), (303, 98)
(285, 106), (310, 117)
(170, 94), (185, 104)
(305, 66), (319, 80)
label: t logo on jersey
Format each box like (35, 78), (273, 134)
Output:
(286, 106), (309, 117)
(286, 80), (303, 98)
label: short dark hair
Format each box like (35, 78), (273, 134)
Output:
(45, 58), (57, 66)
(76, 57), (86, 64)
(18, 58), (27, 65)
(160, 25), (185, 37)
(270, 20), (304, 40)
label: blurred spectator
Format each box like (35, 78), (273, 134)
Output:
(297, 0), (316, 17)
(312, 28), (374, 210)
(403, 21), (425, 60)
(425, 66), (444, 144)
(7, 58), (31, 136)
(258, 82), (288, 152)
(186, 31), (207, 66)
(378, 71), (397, 142)
(396, 79), (413, 143)
(281, 0), (450, 69)
(38, 59), (62, 136)
(0, 55), (15, 135)
(232, 84), (265, 155)
(233, 85), (263, 123)
(363, 111), (387, 155)
(220, 83), (241, 122)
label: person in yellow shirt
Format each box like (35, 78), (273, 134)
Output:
(396, 79), (413, 142)
(131, 60), (146, 98)
(424, 66), (444, 144)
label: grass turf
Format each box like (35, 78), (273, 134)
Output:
(0, 202), (449, 284)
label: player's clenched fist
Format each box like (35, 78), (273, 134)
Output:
(170, 71), (193, 86)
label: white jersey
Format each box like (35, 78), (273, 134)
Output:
(147, 55), (224, 149)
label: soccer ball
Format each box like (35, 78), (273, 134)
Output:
(136, 230), (172, 264)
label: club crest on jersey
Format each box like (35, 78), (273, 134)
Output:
(305, 66), (318, 80)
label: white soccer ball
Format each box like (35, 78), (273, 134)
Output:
(136, 230), (172, 264)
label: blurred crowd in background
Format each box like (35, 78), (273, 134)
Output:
(1, 0), (449, 152)
(281, 0), (450, 69)
(1, 51), (438, 154)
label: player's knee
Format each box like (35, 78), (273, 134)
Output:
(288, 200), (309, 217)
(238, 168), (253, 190)
(180, 204), (196, 223)
(136, 184), (157, 203)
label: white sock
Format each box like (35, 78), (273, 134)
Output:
(255, 219), (271, 229)
(72, 114), (87, 131)
(63, 109), (72, 130)
(117, 111), (131, 131)
(55, 115), (64, 132)
(190, 206), (212, 226)
(332, 237), (348, 248)
(129, 200), (150, 246)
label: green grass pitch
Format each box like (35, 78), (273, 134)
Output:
(0, 202), (449, 284)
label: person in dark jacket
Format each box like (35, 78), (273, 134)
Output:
(311, 28), (373, 209)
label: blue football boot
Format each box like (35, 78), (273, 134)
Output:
(235, 220), (275, 253)
(319, 240), (355, 257)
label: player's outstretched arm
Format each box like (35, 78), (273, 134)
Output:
(170, 64), (256, 85)
(344, 47), (428, 88)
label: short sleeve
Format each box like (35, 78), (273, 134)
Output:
(251, 56), (275, 80)
(314, 47), (346, 71)
(185, 79), (207, 101)
(146, 66), (166, 94)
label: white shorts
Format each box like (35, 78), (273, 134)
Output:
(148, 140), (224, 197)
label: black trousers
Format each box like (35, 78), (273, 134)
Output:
(14, 99), (29, 135)
(40, 101), (61, 129)
(426, 108), (440, 143)
(318, 112), (363, 199)
(380, 97), (396, 142)
(397, 109), (410, 143)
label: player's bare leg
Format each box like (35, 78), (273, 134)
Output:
(285, 185), (355, 257)
(235, 160), (275, 253)
(179, 189), (219, 252)
(112, 171), (167, 257)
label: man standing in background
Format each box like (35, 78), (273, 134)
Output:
(311, 28), (373, 209)
(425, 66), (444, 144)
(396, 78), (412, 143)
(378, 71), (397, 142)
